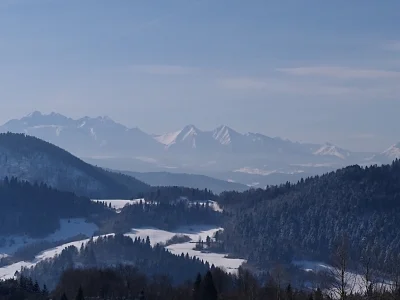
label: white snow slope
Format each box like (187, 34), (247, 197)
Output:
(92, 199), (137, 212)
(0, 219), (98, 280)
(0, 219), (97, 258)
(313, 143), (350, 159)
(294, 260), (391, 297)
(93, 199), (222, 213)
(0, 225), (245, 280)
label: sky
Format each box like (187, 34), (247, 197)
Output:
(0, 0), (399, 152)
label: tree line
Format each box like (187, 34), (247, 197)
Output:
(21, 234), (212, 290)
(100, 200), (222, 233)
(3, 263), (400, 300)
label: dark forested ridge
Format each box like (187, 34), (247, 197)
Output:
(0, 177), (107, 237)
(0, 133), (150, 198)
(22, 234), (212, 290)
(5, 264), (400, 300)
(100, 200), (222, 233)
(219, 160), (400, 273)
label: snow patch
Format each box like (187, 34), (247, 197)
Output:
(90, 128), (97, 140)
(313, 143), (350, 159)
(213, 126), (232, 146)
(127, 225), (245, 273)
(0, 219), (97, 258)
(234, 167), (276, 176)
(92, 199), (137, 212)
(294, 260), (391, 296)
(154, 130), (182, 146)
(0, 225), (245, 279)
(381, 143), (400, 159)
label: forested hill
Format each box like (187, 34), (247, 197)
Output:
(0, 177), (107, 237)
(219, 160), (400, 273)
(0, 133), (150, 198)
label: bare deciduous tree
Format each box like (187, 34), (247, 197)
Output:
(328, 235), (356, 300)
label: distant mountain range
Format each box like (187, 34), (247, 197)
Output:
(121, 171), (248, 194)
(1, 111), (398, 186)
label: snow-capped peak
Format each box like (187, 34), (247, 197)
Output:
(26, 111), (43, 118)
(154, 125), (201, 149)
(212, 125), (234, 145)
(16, 111), (72, 127)
(180, 125), (199, 141)
(154, 130), (182, 146)
(313, 143), (350, 159)
(381, 143), (400, 159)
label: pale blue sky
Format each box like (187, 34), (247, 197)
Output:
(0, 0), (399, 151)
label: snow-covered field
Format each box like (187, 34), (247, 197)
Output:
(124, 225), (244, 273)
(126, 225), (244, 273)
(93, 198), (223, 212)
(0, 218), (97, 257)
(0, 225), (245, 280)
(294, 260), (391, 296)
(92, 199), (135, 211)
(0, 219), (98, 280)
(92, 198), (156, 212)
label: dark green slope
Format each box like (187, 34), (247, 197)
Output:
(220, 160), (400, 273)
(0, 133), (150, 198)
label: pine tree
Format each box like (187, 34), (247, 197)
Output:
(286, 284), (293, 300)
(206, 236), (211, 248)
(137, 290), (145, 300)
(61, 292), (69, 300)
(75, 286), (84, 300)
(33, 281), (40, 293)
(42, 284), (49, 296)
(202, 271), (217, 300)
(314, 288), (323, 300)
(193, 273), (202, 300)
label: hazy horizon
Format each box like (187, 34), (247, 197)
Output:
(1, 1), (399, 152)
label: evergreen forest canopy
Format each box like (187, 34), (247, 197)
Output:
(218, 160), (400, 274)
(101, 200), (222, 233)
(0, 177), (107, 237)
(21, 234), (212, 291)
(3, 263), (400, 300)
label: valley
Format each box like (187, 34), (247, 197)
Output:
(1, 2), (398, 299)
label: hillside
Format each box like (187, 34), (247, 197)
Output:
(0, 177), (106, 237)
(122, 171), (248, 194)
(0, 133), (149, 198)
(219, 160), (400, 274)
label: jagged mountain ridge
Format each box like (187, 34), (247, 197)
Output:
(370, 142), (400, 163)
(0, 111), (341, 156)
(1, 111), (161, 157)
(0, 112), (378, 174)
